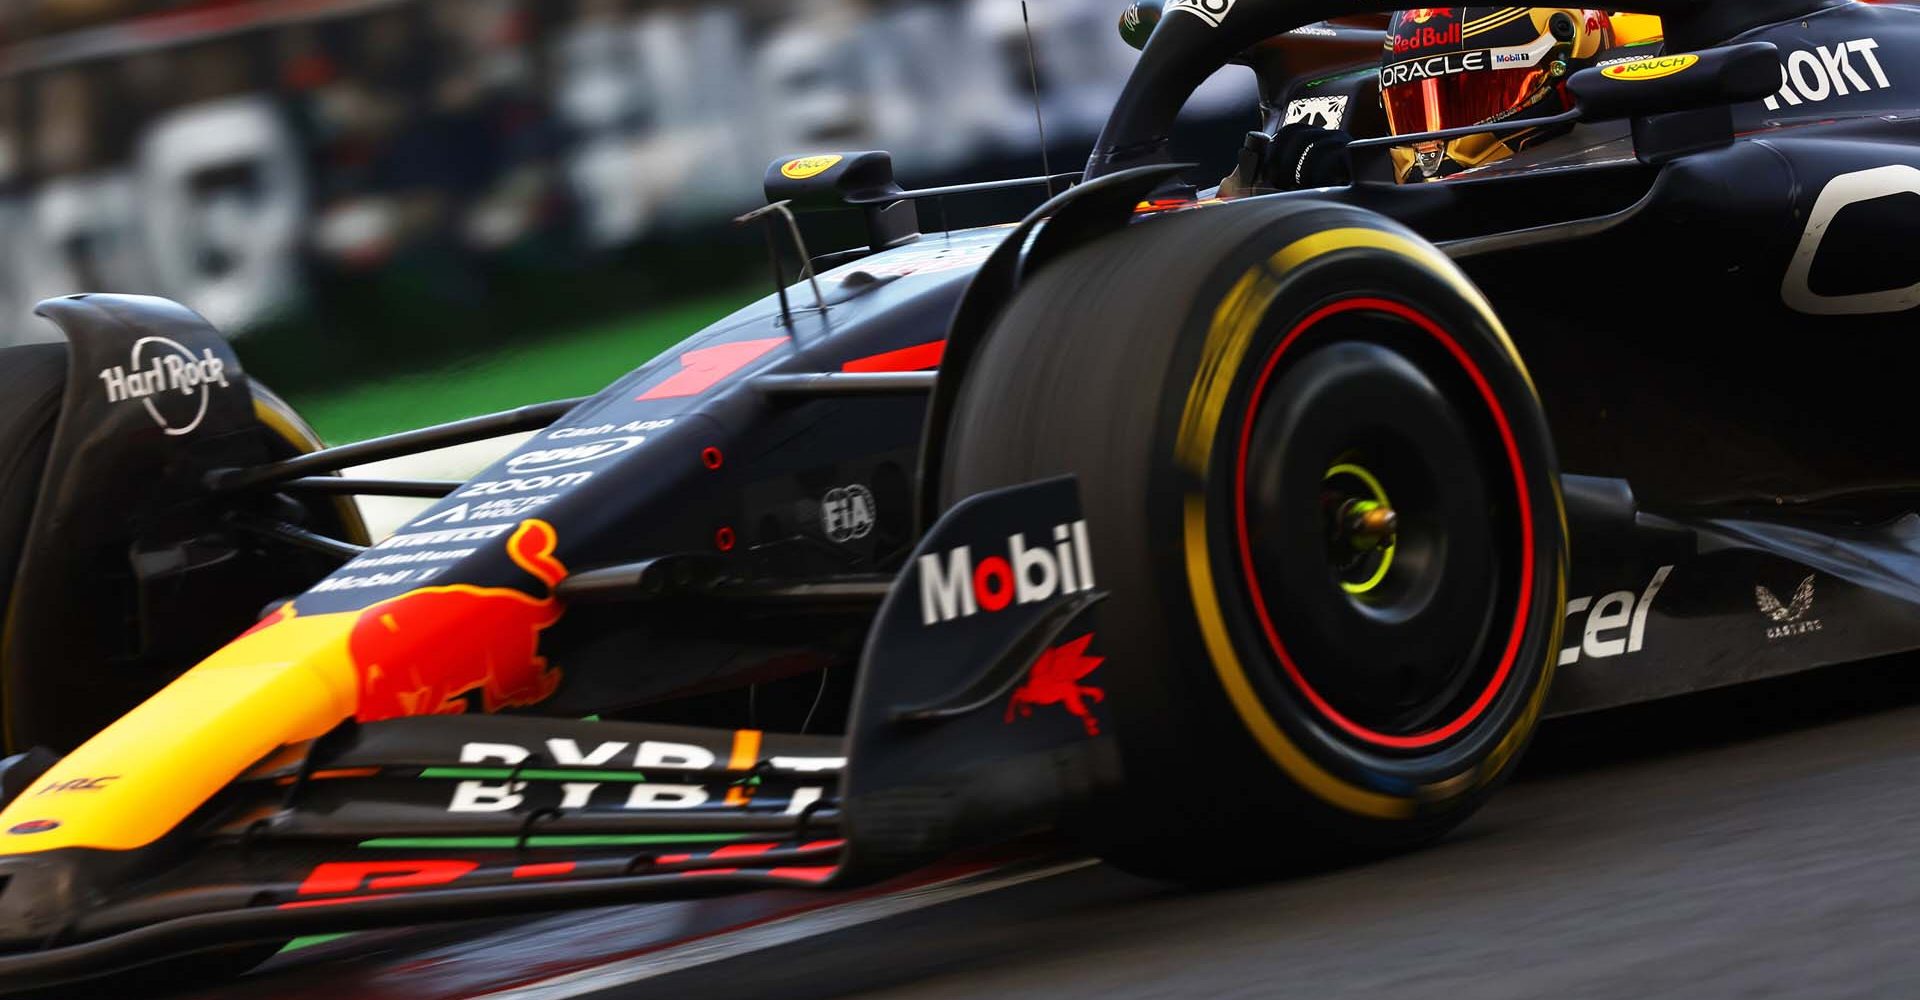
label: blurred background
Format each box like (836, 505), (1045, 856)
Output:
(0, 0), (1257, 442)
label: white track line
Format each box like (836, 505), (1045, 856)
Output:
(471, 859), (1098, 1000)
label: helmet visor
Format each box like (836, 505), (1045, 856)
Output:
(1381, 62), (1551, 136)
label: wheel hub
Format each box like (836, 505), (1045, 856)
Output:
(1323, 463), (1398, 595)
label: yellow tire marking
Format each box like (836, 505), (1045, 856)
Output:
(253, 390), (371, 546)
(1178, 223), (1563, 817)
(1184, 496), (1413, 820)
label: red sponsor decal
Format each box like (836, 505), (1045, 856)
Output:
(7, 819), (58, 835)
(840, 340), (945, 373)
(637, 337), (787, 401)
(296, 860), (479, 896)
(1005, 633), (1106, 736)
(353, 520), (568, 721)
(1393, 20), (1460, 52)
(279, 843), (842, 908)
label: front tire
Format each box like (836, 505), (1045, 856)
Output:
(0, 346), (70, 750)
(941, 198), (1566, 876)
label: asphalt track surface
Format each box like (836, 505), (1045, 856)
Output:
(180, 655), (1920, 1000)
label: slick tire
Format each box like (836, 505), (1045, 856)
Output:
(941, 199), (1567, 878)
(0, 345), (68, 711)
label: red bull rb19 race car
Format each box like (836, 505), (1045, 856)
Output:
(3, 0), (1920, 989)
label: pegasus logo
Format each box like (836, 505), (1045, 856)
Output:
(1755, 574), (1822, 641)
(1005, 634), (1106, 736)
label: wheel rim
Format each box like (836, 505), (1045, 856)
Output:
(1231, 297), (1536, 752)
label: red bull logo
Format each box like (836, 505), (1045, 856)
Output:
(1393, 16), (1461, 53)
(1005, 633), (1106, 736)
(352, 519), (569, 721)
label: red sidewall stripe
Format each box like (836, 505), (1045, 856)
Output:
(1231, 296), (1536, 751)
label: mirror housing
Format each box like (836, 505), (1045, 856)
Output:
(1568, 42), (1779, 122)
(763, 151), (920, 252)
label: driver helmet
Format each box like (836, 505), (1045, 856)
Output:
(1380, 7), (1615, 182)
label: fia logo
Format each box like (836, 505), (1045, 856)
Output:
(822, 484), (875, 543)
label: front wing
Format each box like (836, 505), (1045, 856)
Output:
(0, 477), (1117, 991)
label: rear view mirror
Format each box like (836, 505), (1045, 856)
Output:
(1569, 42), (1780, 122)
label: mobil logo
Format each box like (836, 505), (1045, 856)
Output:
(917, 520), (1095, 626)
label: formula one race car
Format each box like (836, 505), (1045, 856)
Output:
(2, 0), (1918, 989)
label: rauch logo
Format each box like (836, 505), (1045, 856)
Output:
(917, 520), (1095, 626)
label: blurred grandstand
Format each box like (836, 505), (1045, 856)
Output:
(0, 0), (1255, 389)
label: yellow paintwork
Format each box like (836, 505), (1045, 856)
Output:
(1609, 13), (1664, 47)
(0, 610), (360, 852)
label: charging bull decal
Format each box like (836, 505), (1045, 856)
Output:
(1005, 633), (1106, 736)
(350, 519), (569, 721)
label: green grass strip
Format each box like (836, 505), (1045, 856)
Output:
(420, 767), (648, 783)
(358, 833), (752, 849)
(287, 289), (758, 444)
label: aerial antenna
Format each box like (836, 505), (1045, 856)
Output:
(1020, 1), (1055, 198)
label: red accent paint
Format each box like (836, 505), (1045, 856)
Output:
(840, 340), (945, 373)
(672, 842), (778, 877)
(1005, 633), (1105, 736)
(798, 839), (846, 852)
(297, 860), (480, 896)
(701, 447), (724, 470)
(656, 853), (693, 865)
(514, 862), (578, 879)
(1232, 296), (1536, 750)
(973, 557), (1014, 612)
(766, 866), (837, 883)
(707, 843), (777, 859)
(637, 338), (787, 401)
(714, 526), (737, 553)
